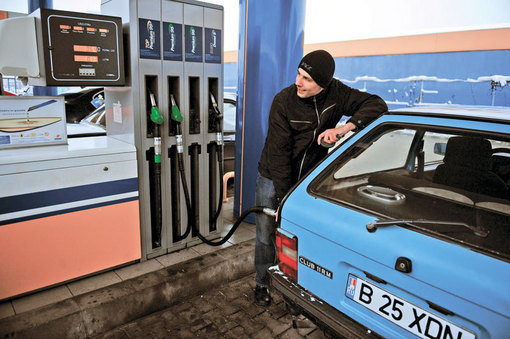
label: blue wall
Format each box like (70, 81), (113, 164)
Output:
(225, 50), (510, 108)
(335, 50), (510, 108)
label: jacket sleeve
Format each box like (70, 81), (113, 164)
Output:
(341, 84), (388, 129)
(264, 96), (294, 201)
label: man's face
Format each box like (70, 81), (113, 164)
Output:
(295, 68), (323, 98)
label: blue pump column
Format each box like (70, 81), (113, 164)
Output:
(234, 0), (306, 220)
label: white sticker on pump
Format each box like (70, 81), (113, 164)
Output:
(176, 135), (183, 153)
(154, 137), (162, 155)
(113, 102), (122, 123)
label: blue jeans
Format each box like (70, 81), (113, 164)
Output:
(254, 173), (279, 287)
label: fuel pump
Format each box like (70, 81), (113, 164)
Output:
(97, 0), (280, 258)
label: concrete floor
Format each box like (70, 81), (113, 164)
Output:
(95, 274), (326, 339)
(0, 198), (254, 320)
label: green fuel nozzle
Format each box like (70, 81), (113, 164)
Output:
(150, 93), (164, 125)
(170, 94), (183, 123)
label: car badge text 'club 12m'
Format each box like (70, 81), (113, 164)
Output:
(299, 256), (333, 279)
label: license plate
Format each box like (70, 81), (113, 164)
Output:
(345, 274), (476, 339)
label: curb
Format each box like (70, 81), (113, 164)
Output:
(0, 241), (255, 338)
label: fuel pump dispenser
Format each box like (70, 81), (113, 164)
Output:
(102, 0), (228, 259)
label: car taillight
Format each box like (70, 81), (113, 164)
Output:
(276, 228), (298, 281)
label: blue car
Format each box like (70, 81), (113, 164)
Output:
(269, 105), (510, 338)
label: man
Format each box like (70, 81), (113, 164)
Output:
(254, 50), (387, 306)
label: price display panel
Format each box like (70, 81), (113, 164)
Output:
(39, 8), (125, 86)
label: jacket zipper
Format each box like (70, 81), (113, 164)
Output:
(289, 120), (312, 124)
(298, 97), (337, 179)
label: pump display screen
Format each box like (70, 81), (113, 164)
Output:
(74, 55), (98, 62)
(39, 8), (124, 86)
(73, 45), (99, 53)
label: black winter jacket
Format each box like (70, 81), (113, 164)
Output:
(258, 78), (387, 201)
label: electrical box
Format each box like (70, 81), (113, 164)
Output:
(0, 16), (40, 78)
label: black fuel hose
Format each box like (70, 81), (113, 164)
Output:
(173, 125), (224, 241)
(174, 123), (193, 241)
(210, 145), (224, 224)
(196, 205), (274, 246)
(176, 147), (271, 246)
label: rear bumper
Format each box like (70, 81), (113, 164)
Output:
(268, 267), (381, 338)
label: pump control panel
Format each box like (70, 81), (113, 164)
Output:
(35, 8), (125, 86)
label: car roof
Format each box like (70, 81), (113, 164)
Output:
(389, 104), (510, 124)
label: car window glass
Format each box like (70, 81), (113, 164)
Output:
(334, 129), (415, 179)
(311, 124), (510, 261)
(422, 131), (452, 164)
(223, 101), (236, 133)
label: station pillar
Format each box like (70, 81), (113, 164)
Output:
(234, 0), (306, 220)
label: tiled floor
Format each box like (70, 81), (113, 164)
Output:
(0, 199), (255, 320)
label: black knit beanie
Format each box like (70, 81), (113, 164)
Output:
(298, 50), (335, 88)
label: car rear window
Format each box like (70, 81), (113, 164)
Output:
(310, 124), (510, 261)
